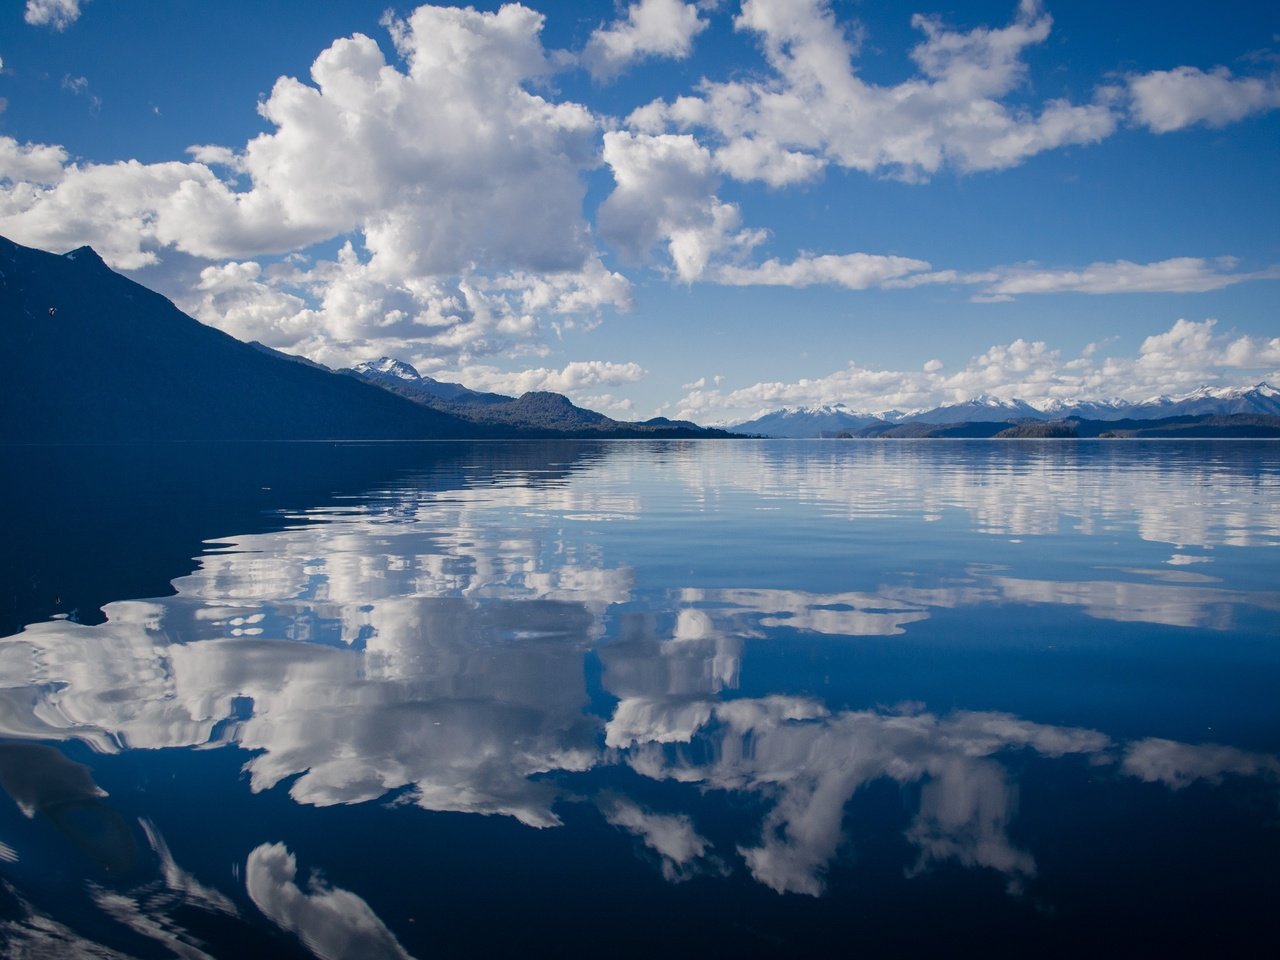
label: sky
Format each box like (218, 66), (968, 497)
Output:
(1, 0), (1278, 423)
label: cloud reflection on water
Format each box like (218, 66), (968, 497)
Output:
(0, 440), (1277, 925)
(247, 842), (415, 960)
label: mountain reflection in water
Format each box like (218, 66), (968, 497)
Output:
(0, 440), (1277, 957)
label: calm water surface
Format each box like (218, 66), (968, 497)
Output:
(1, 440), (1278, 957)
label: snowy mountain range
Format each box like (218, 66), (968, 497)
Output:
(733, 383), (1280, 437)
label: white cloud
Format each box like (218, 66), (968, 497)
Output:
(190, 260), (316, 349)
(1, 6), (600, 275)
(182, 242), (633, 370)
(624, 244), (1277, 298)
(246, 843), (415, 960)
(0, 136), (68, 184)
(0, 6), (644, 367)
(582, 0), (708, 80)
(24, 0), (83, 31)
(674, 318), (1280, 422)
(455, 360), (647, 397)
(980, 257), (1280, 297)
(598, 130), (767, 281)
(577, 392), (636, 416)
(1129, 65), (1280, 133)
(711, 135), (827, 186)
(715, 252), (931, 289)
(629, 0), (1117, 184)
(488, 257), (634, 316)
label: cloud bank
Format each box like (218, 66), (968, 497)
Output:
(674, 318), (1280, 422)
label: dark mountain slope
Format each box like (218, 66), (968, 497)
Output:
(0, 236), (486, 442)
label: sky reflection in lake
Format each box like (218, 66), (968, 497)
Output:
(1, 440), (1277, 957)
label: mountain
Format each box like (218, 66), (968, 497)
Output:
(1019, 384), (1280, 421)
(0, 236), (491, 442)
(734, 383), (1280, 436)
(1116, 383), (1280, 419)
(347, 356), (737, 437)
(0, 236), (735, 442)
(352, 357), (511, 406)
(249, 340), (334, 372)
(906, 395), (1044, 424)
(733, 404), (888, 438)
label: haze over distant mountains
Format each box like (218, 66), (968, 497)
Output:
(0, 236), (729, 442)
(734, 384), (1280, 437)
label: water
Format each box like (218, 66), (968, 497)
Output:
(1, 440), (1277, 957)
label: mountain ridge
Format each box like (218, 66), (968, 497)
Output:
(0, 236), (730, 442)
(733, 382), (1280, 437)
(346, 355), (735, 436)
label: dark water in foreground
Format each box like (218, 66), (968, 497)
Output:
(1, 440), (1278, 958)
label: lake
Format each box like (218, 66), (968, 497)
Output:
(1, 440), (1278, 957)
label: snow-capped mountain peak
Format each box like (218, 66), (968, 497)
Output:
(730, 381), (1280, 436)
(357, 357), (421, 381)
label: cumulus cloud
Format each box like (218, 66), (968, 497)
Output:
(246, 843), (415, 960)
(24, 0), (84, 31)
(182, 241), (631, 369)
(1, 6), (614, 323)
(456, 359), (647, 397)
(0, 6), (651, 369)
(627, 0), (1116, 184)
(583, 0), (708, 80)
(598, 130), (763, 281)
(0, 136), (68, 184)
(1128, 65), (1280, 133)
(575, 393), (636, 417)
(673, 318), (1280, 422)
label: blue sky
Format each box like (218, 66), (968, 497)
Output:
(2, 0), (1277, 422)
